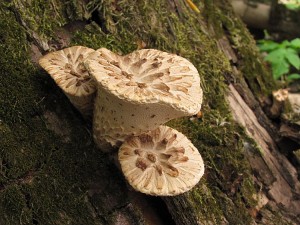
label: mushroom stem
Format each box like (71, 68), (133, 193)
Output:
(93, 87), (195, 149)
(85, 48), (203, 150)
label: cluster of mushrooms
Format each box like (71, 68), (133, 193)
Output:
(39, 46), (205, 196)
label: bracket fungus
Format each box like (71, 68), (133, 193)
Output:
(39, 46), (205, 196)
(118, 125), (205, 196)
(84, 48), (203, 148)
(39, 46), (96, 117)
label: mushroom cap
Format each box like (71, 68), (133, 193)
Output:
(39, 46), (96, 97)
(85, 48), (202, 115)
(118, 125), (205, 196)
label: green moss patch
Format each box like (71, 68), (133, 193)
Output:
(0, 2), (131, 224)
(207, 2), (277, 96)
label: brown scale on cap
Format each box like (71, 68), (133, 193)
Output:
(85, 48), (203, 149)
(118, 125), (205, 196)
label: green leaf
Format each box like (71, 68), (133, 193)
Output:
(287, 73), (300, 81)
(272, 59), (289, 79)
(290, 38), (300, 49)
(264, 48), (286, 63)
(285, 48), (300, 69)
(280, 40), (290, 48)
(257, 40), (279, 52)
(285, 3), (300, 10)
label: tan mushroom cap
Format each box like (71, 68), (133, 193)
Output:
(118, 125), (205, 196)
(39, 46), (96, 116)
(85, 48), (202, 115)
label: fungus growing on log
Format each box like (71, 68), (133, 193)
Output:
(84, 48), (203, 149)
(39, 46), (96, 117)
(118, 125), (205, 196)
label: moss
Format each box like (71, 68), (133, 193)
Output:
(208, 2), (277, 96)
(190, 183), (224, 223)
(0, 4), (53, 187)
(9, 0), (104, 40)
(0, 186), (32, 225)
(8, 0), (65, 39)
(72, 22), (137, 54)
(0, 2), (133, 224)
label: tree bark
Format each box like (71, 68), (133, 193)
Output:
(0, 0), (299, 225)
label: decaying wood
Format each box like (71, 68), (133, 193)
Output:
(269, 89), (288, 118)
(280, 123), (300, 146)
(227, 85), (300, 219)
(230, 0), (300, 39)
(1, 0), (300, 224)
(230, 0), (271, 29)
(288, 93), (300, 114)
(217, 26), (300, 223)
